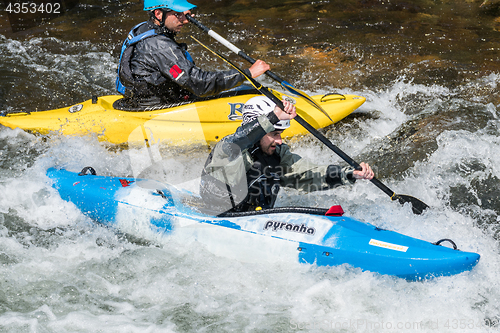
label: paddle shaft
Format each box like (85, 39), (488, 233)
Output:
(189, 34), (397, 199)
(187, 15), (286, 84)
(190, 35), (429, 213)
(292, 115), (395, 198)
(259, 85), (397, 199)
(187, 15), (333, 121)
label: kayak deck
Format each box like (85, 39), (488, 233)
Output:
(1, 89), (365, 146)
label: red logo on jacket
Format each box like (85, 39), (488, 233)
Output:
(169, 65), (183, 80)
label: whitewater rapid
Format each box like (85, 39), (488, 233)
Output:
(1, 21), (500, 331)
(1, 77), (500, 333)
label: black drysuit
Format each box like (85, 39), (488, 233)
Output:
(121, 20), (250, 107)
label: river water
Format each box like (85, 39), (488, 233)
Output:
(1, 0), (500, 332)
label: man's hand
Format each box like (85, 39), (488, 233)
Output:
(273, 100), (297, 121)
(353, 162), (374, 180)
(249, 60), (270, 78)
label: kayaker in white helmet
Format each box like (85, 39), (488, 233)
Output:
(116, 0), (270, 108)
(200, 96), (374, 213)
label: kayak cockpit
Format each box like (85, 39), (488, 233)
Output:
(112, 84), (260, 112)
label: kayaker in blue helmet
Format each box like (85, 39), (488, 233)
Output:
(116, 0), (270, 108)
(200, 96), (374, 213)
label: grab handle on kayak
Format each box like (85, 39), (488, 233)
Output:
(433, 238), (458, 250)
(320, 93), (346, 102)
(325, 205), (344, 216)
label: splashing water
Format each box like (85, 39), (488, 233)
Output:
(1, 1), (500, 331)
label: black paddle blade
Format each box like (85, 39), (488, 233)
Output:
(392, 194), (429, 215)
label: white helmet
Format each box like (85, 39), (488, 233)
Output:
(241, 96), (290, 130)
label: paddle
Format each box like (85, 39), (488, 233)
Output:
(191, 36), (430, 215)
(186, 14), (333, 122)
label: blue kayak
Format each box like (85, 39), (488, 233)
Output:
(46, 167), (480, 280)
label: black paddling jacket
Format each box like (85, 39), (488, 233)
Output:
(124, 20), (250, 107)
(199, 112), (357, 212)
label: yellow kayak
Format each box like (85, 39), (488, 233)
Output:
(0, 89), (365, 146)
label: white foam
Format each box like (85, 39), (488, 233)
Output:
(1, 74), (500, 332)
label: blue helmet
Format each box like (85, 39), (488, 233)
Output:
(143, 0), (196, 12)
